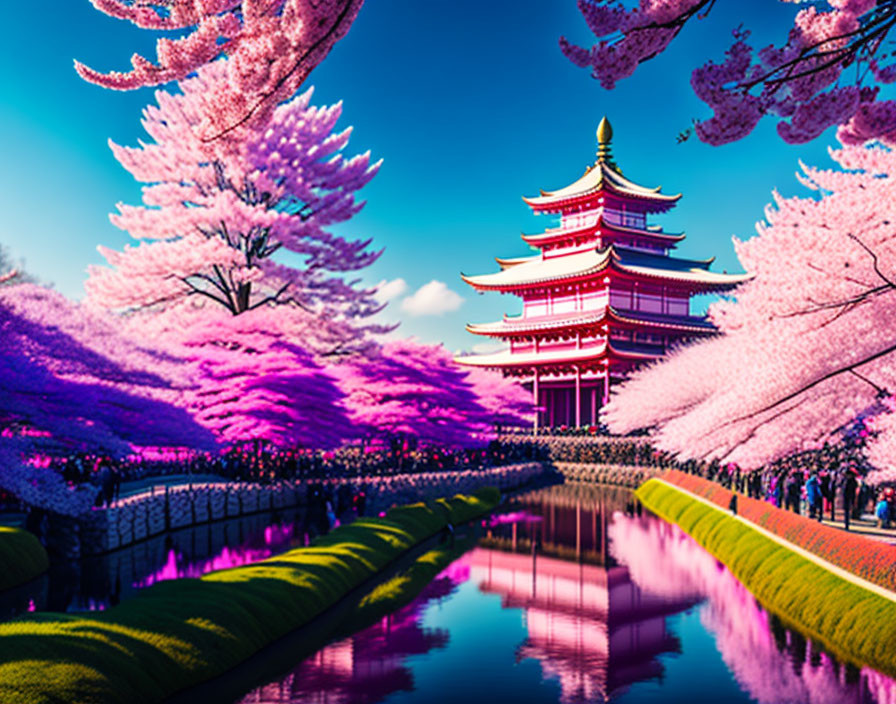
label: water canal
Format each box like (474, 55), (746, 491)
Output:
(235, 483), (896, 704)
(0, 507), (311, 617)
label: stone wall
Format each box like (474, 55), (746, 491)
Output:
(72, 462), (546, 557)
(552, 462), (661, 488)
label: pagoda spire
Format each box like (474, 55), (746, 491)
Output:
(596, 116), (619, 172)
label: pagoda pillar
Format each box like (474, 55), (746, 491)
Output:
(602, 370), (610, 407)
(533, 369), (540, 434)
(575, 366), (582, 427)
(591, 387), (597, 426)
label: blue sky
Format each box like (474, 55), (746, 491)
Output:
(0, 1), (843, 351)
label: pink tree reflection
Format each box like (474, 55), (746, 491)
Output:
(610, 513), (896, 704)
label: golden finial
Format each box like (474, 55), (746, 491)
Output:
(597, 116), (613, 146)
(595, 116), (619, 172)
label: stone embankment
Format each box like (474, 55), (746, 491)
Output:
(552, 462), (661, 487)
(63, 462), (546, 557)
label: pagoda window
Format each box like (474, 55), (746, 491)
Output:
(609, 286), (633, 310)
(637, 290), (664, 314)
(561, 208), (600, 231)
(603, 209), (645, 229)
(525, 298), (548, 317)
(554, 294), (577, 314)
(666, 296), (689, 316)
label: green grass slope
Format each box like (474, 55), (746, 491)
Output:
(0, 527), (48, 591)
(0, 489), (499, 704)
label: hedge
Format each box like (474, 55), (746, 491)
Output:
(637, 480), (896, 678)
(0, 488), (499, 704)
(0, 527), (48, 592)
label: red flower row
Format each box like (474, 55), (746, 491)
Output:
(662, 469), (896, 592)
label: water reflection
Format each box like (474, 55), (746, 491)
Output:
(610, 514), (896, 704)
(238, 482), (896, 704)
(1, 509), (308, 617)
(239, 562), (469, 704)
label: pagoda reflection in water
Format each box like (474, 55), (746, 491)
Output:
(238, 563), (468, 704)
(473, 485), (700, 703)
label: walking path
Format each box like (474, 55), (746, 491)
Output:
(653, 477), (896, 605)
(818, 514), (896, 544)
(115, 474), (226, 500)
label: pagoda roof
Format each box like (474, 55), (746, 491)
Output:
(466, 306), (716, 337)
(454, 339), (661, 370)
(522, 160), (681, 210)
(521, 217), (686, 247)
(495, 255), (533, 270)
(461, 245), (750, 292)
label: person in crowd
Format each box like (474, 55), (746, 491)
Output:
(875, 493), (890, 529)
(805, 471), (822, 522)
(843, 471), (858, 531)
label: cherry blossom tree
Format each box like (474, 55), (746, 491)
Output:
(76, 0), (365, 144)
(86, 63), (383, 350)
(172, 307), (352, 449)
(0, 284), (216, 514)
(562, 1), (896, 145)
(330, 339), (491, 447)
(0, 244), (33, 286)
(603, 138), (896, 474)
(464, 367), (534, 430)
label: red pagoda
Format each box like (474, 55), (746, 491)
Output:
(456, 118), (748, 429)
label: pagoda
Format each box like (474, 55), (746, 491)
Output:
(456, 117), (749, 429)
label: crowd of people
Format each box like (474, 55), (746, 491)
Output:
(503, 424), (893, 531)
(5, 439), (545, 513)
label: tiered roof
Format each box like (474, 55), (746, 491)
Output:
(457, 117), (748, 376)
(521, 118), (680, 214)
(462, 245), (750, 292)
(455, 340), (662, 369)
(466, 306), (716, 338)
(520, 219), (686, 249)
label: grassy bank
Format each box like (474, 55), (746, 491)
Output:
(637, 480), (896, 678)
(0, 527), (48, 592)
(661, 469), (896, 591)
(0, 489), (499, 704)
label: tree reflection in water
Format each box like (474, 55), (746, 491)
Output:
(610, 513), (896, 704)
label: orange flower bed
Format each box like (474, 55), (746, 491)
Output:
(661, 469), (896, 592)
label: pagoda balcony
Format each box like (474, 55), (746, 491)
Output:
(467, 308), (717, 340)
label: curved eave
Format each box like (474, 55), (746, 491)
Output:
(615, 263), (751, 291)
(455, 344), (610, 369)
(599, 219), (686, 243)
(521, 218), (687, 249)
(606, 341), (665, 361)
(462, 247), (751, 293)
(521, 223), (600, 246)
(523, 179), (681, 214)
(607, 307), (717, 333)
(454, 340), (662, 370)
(495, 254), (537, 270)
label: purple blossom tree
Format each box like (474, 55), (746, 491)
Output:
(175, 307), (352, 449)
(87, 63), (383, 343)
(0, 284), (216, 515)
(86, 65), (387, 448)
(330, 339), (491, 447)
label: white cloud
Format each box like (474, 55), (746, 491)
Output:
(400, 280), (465, 316)
(373, 278), (408, 304)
